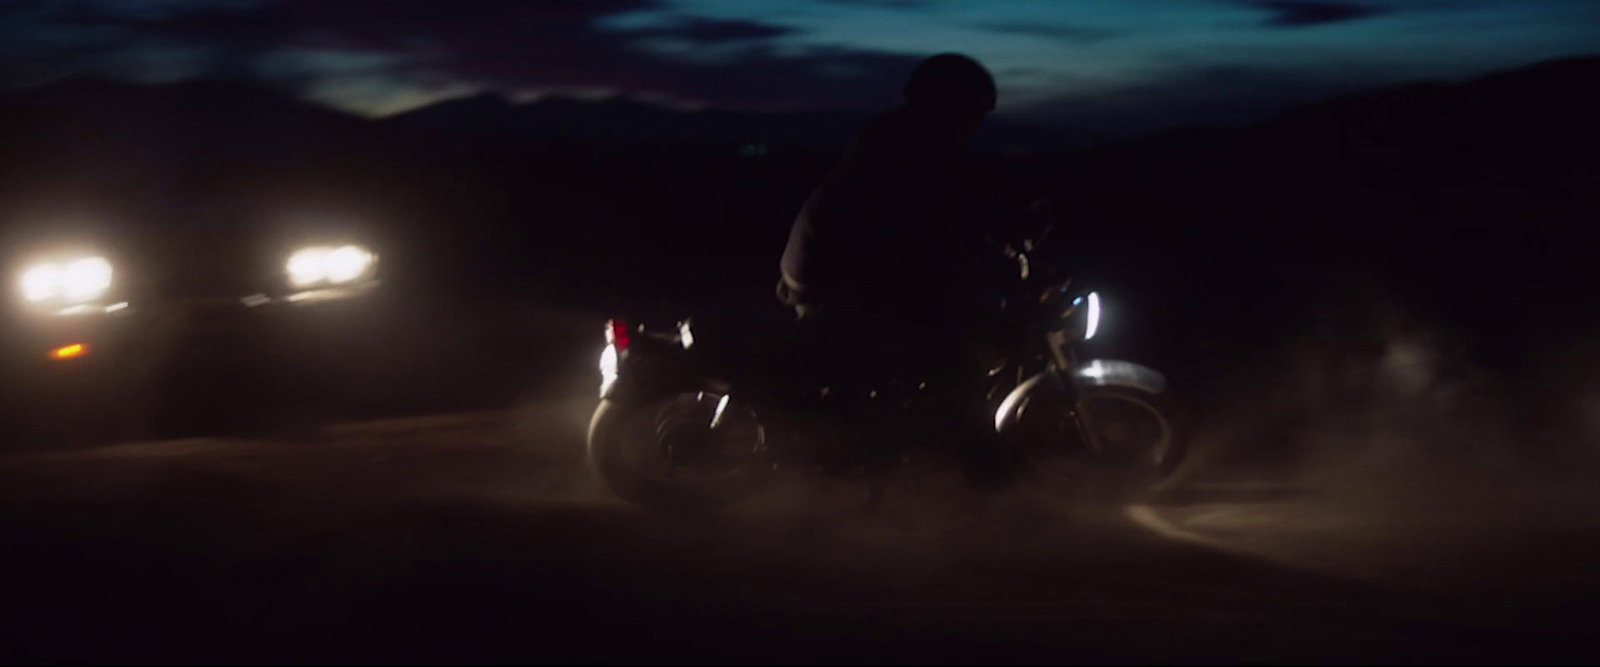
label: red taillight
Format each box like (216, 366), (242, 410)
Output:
(606, 319), (630, 352)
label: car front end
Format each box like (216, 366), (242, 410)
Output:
(1, 225), (388, 444)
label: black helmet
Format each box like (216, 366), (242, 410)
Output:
(903, 53), (997, 113)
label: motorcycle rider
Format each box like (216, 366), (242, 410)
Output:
(776, 53), (1016, 489)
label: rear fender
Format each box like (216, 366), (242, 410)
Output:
(599, 331), (724, 404)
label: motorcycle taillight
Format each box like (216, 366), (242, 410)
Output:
(606, 318), (630, 352)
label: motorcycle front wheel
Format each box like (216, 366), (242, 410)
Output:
(588, 391), (769, 511)
(1014, 385), (1187, 502)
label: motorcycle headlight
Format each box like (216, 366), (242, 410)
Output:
(1070, 291), (1101, 341)
(18, 256), (113, 304)
(287, 244), (375, 288)
(1085, 291), (1100, 340)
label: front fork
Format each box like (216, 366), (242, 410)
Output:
(1043, 332), (1104, 456)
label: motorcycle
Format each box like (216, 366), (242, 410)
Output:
(586, 215), (1186, 510)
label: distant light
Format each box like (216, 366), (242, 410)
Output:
(104, 301), (129, 313)
(288, 245), (374, 287)
(19, 256), (112, 304)
(287, 247), (330, 287)
(64, 257), (113, 302)
(55, 304), (96, 316)
(50, 343), (89, 360)
(21, 264), (62, 302)
(240, 294), (271, 308)
(326, 245), (372, 283)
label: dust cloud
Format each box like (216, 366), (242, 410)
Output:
(1178, 276), (1600, 524)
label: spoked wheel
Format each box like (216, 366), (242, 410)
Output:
(588, 391), (768, 510)
(1017, 386), (1186, 501)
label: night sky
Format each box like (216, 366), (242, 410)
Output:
(3, 0), (1599, 135)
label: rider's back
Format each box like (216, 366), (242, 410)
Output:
(779, 104), (966, 323)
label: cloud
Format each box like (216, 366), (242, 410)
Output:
(984, 23), (1118, 43)
(814, 0), (936, 9)
(1010, 64), (1373, 136)
(633, 17), (793, 43)
(0, 0), (921, 113)
(1251, 1), (1390, 28)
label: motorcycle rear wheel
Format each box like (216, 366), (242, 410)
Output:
(588, 391), (769, 510)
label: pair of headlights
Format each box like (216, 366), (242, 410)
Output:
(285, 245), (377, 289)
(18, 245), (376, 304)
(19, 257), (114, 304)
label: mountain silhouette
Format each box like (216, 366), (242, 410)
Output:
(380, 91), (1095, 152)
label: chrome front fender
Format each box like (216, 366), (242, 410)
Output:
(993, 359), (1168, 434)
(1072, 359), (1167, 395)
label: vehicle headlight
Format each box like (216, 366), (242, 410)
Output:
(1085, 291), (1100, 340)
(287, 244), (375, 288)
(1069, 291), (1102, 341)
(18, 256), (113, 303)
